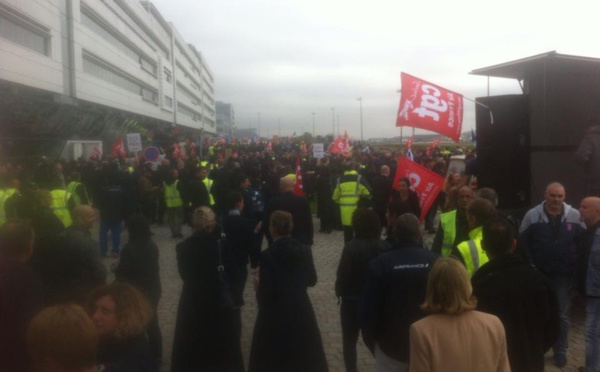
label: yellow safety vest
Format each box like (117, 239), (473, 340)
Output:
(439, 210), (457, 257)
(66, 181), (88, 205)
(203, 178), (215, 205)
(332, 171), (371, 226)
(164, 180), (183, 208)
(0, 188), (17, 227)
(51, 189), (72, 228)
(284, 173), (296, 183)
(456, 226), (488, 277)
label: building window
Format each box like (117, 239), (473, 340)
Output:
(164, 68), (172, 83)
(0, 9), (49, 55)
(164, 96), (173, 107)
(82, 53), (158, 104)
(81, 10), (156, 76)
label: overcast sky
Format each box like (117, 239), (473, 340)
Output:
(150, 0), (600, 140)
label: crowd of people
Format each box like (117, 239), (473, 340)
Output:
(1, 139), (599, 372)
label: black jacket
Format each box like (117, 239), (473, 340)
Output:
(97, 335), (157, 372)
(370, 174), (393, 213)
(472, 253), (559, 372)
(264, 191), (314, 246)
(360, 238), (438, 362)
(115, 239), (161, 308)
(249, 236), (327, 372)
(335, 238), (390, 298)
(222, 212), (260, 269)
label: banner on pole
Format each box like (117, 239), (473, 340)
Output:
(392, 157), (445, 221)
(126, 133), (143, 153)
(396, 73), (463, 142)
(294, 156), (304, 196)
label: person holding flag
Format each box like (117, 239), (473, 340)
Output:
(332, 162), (372, 243)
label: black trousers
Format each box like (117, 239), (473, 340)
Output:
(343, 226), (354, 243)
(148, 310), (163, 366)
(340, 298), (360, 372)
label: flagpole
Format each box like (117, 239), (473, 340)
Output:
(331, 107), (335, 138)
(461, 96), (494, 124)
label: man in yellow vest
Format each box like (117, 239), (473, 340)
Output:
(0, 178), (19, 226)
(452, 198), (497, 277)
(164, 169), (184, 238)
(332, 162), (371, 243)
(199, 166), (215, 207)
(50, 182), (74, 228)
(66, 171), (89, 206)
(432, 185), (474, 256)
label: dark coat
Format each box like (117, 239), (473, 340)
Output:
(370, 174), (393, 215)
(360, 239), (438, 362)
(222, 213), (260, 269)
(0, 258), (44, 372)
(30, 226), (106, 306)
(335, 238), (390, 298)
(264, 191), (314, 245)
(472, 253), (559, 372)
(98, 335), (157, 372)
(171, 231), (244, 372)
(316, 173), (334, 218)
(115, 238), (161, 308)
(248, 237), (327, 372)
(391, 189), (421, 218)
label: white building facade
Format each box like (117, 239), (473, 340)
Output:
(0, 0), (215, 157)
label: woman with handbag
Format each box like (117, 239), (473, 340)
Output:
(170, 207), (244, 372)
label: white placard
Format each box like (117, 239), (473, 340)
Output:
(126, 133), (143, 153)
(313, 143), (325, 158)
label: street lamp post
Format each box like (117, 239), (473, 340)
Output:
(311, 112), (315, 138)
(337, 115), (340, 137)
(358, 97), (363, 142)
(257, 112), (261, 139)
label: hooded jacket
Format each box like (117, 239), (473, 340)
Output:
(518, 201), (584, 276)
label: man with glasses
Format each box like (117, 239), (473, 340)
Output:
(519, 182), (584, 367)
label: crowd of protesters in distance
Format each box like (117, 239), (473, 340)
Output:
(8, 135), (582, 372)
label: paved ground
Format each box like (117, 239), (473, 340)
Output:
(106, 215), (587, 372)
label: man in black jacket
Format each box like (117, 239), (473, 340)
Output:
(472, 216), (559, 372)
(360, 213), (437, 370)
(263, 176), (313, 246)
(222, 191), (260, 295)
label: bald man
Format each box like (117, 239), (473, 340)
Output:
(519, 182), (584, 367)
(263, 176), (313, 246)
(576, 197), (600, 372)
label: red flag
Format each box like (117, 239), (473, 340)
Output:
(294, 156), (304, 196)
(392, 157), (445, 221)
(112, 137), (126, 158)
(329, 136), (345, 154)
(429, 138), (442, 149)
(266, 141), (273, 152)
(405, 136), (413, 150)
(342, 131), (351, 155)
(396, 73), (463, 142)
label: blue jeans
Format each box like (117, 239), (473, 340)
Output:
(551, 275), (573, 356)
(99, 218), (122, 255)
(586, 298), (600, 372)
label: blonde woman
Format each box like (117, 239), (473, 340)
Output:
(170, 206), (244, 372)
(409, 258), (510, 372)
